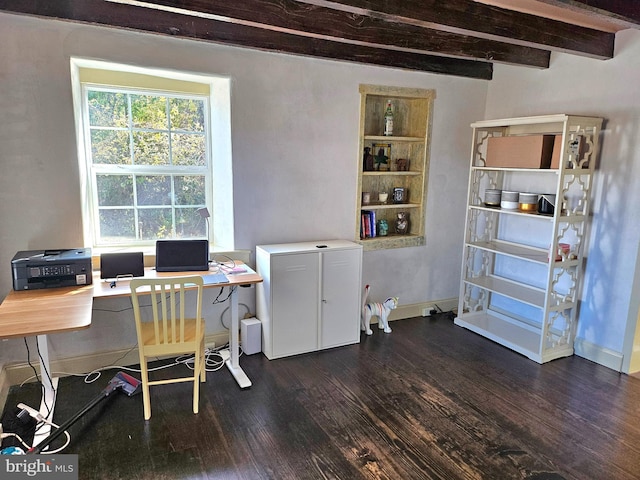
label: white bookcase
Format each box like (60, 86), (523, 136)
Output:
(256, 240), (363, 359)
(454, 114), (603, 363)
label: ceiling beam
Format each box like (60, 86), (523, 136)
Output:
(532, 0), (640, 29)
(0, 0), (493, 79)
(302, 0), (615, 59)
(141, 0), (550, 67)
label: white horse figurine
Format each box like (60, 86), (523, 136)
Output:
(361, 284), (398, 335)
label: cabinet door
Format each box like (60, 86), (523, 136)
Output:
(320, 249), (362, 349)
(271, 252), (319, 357)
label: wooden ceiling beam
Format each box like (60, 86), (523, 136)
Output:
(0, 0), (493, 79)
(531, 0), (640, 29)
(140, 0), (550, 67)
(303, 0), (615, 59)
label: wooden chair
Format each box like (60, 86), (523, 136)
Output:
(130, 276), (206, 420)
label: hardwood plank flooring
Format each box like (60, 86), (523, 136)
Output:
(3, 314), (640, 479)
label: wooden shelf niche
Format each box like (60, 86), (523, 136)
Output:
(356, 85), (435, 251)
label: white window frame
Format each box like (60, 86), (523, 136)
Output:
(70, 58), (234, 251)
(84, 85), (212, 245)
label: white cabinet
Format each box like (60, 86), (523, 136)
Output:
(256, 240), (363, 359)
(455, 114), (603, 364)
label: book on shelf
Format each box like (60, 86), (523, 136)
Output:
(361, 210), (376, 238)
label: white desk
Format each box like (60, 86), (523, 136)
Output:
(0, 264), (262, 428)
(92, 266), (262, 389)
(0, 286), (93, 442)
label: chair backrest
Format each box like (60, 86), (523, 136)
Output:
(130, 276), (204, 350)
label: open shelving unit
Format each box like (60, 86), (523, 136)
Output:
(355, 85), (435, 251)
(455, 114), (603, 363)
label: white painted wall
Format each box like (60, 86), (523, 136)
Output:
(485, 29), (640, 371)
(0, 14), (486, 373)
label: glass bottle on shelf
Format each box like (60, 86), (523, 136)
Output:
(383, 99), (394, 136)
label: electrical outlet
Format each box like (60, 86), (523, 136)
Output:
(205, 341), (216, 351)
(422, 305), (434, 317)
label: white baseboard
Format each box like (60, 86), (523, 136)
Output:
(573, 337), (624, 372)
(389, 298), (458, 322)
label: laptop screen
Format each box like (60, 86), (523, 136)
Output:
(155, 240), (210, 272)
(100, 252), (145, 279)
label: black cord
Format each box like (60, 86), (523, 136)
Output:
(35, 339), (55, 420)
(23, 338), (47, 426)
(23, 337), (55, 436)
(24, 337), (41, 385)
(211, 285), (236, 305)
(92, 305), (134, 313)
(212, 255), (236, 269)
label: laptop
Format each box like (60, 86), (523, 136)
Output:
(155, 239), (210, 272)
(202, 273), (229, 285)
(100, 252), (145, 279)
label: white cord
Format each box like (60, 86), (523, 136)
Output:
(37, 426), (71, 454)
(0, 432), (30, 451)
(15, 403), (71, 454)
(20, 342), (238, 387)
(176, 343), (241, 373)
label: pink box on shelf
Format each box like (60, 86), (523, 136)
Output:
(486, 135), (556, 168)
(550, 134), (562, 169)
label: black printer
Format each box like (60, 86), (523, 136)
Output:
(12, 248), (92, 291)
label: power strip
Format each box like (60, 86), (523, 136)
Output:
(421, 305), (438, 317)
(218, 349), (230, 362)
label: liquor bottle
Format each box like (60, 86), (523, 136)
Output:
(383, 99), (393, 136)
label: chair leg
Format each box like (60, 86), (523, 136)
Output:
(200, 338), (206, 383)
(140, 356), (152, 420)
(193, 349), (200, 414)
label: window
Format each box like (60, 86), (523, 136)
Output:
(86, 87), (209, 244)
(71, 59), (234, 250)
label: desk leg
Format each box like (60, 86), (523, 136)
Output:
(225, 287), (252, 388)
(33, 334), (59, 446)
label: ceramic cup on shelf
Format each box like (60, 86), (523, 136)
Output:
(484, 189), (502, 207)
(552, 242), (571, 261)
(519, 192), (539, 212)
(500, 190), (519, 210)
(378, 192), (389, 204)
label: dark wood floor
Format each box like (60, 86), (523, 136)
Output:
(4, 314), (640, 480)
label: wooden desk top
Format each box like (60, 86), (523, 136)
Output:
(0, 285), (94, 339)
(0, 263), (262, 339)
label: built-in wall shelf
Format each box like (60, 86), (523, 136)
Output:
(356, 85), (435, 251)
